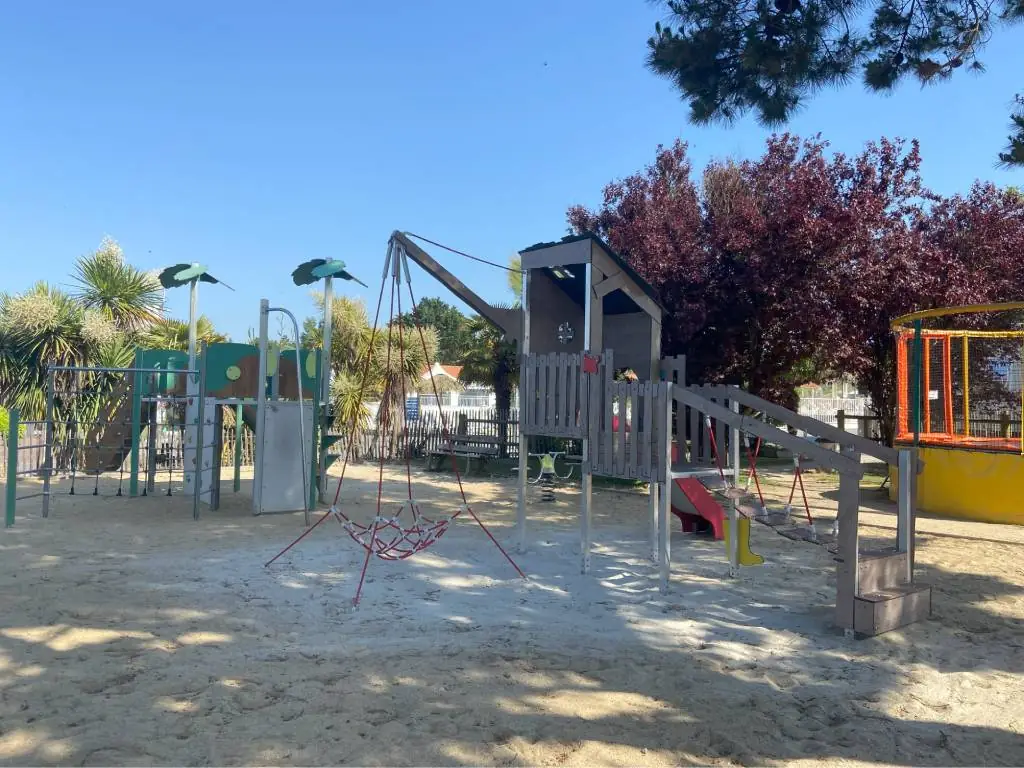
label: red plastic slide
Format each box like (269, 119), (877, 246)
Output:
(670, 477), (725, 539)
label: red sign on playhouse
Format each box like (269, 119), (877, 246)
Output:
(582, 353), (600, 375)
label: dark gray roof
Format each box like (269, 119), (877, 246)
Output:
(520, 232), (665, 313)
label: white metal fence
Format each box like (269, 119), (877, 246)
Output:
(798, 396), (878, 437)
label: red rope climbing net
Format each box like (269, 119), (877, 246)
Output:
(265, 236), (525, 605)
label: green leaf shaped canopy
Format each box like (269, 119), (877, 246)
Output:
(291, 259), (367, 287)
(158, 263), (228, 289)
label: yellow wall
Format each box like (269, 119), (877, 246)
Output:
(889, 445), (1024, 525)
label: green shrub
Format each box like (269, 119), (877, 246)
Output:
(0, 406), (27, 440)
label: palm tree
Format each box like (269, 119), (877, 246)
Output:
(330, 371), (372, 460)
(141, 315), (227, 351)
(367, 322), (441, 457)
(72, 237), (163, 333)
(459, 313), (519, 457)
(0, 283), (92, 418)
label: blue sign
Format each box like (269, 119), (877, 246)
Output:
(405, 396), (420, 421)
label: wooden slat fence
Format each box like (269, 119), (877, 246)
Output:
(593, 377), (668, 482)
(522, 352), (585, 438)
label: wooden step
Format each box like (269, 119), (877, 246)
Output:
(854, 583), (931, 636)
(858, 549), (910, 593)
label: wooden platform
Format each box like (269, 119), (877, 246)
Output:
(854, 583), (932, 636)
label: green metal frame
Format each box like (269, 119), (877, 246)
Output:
(129, 349), (144, 497)
(5, 408), (18, 527)
(912, 320), (923, 445)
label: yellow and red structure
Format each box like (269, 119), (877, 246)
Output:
(891, 302), (1024, 524)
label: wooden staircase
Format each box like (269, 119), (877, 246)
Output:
(854, 549), (932, 635)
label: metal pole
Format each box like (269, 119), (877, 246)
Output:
(912, 319), (923, 446)
(193, 342), (208, 521)
(5, 408), (18, 527)
(145, 378), (158, 494)
(254, 299), (270, 514)
(318, 275), (333, 502)
(42, 371), (54, 518)
(129, 349), (143, 497)
(728, 393), (740, 577)
(187, 276), (199, 374)
(962, 335), (970, 437)
(234, 401), (243, 493)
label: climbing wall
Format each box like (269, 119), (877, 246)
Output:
(183, 396), (219, 507)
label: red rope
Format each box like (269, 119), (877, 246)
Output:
(786, 459), (813, 526)
(745, 437), (765, 508)
(796, 463), (813, 527)
(352, 270), (399, 605)
(266, 237), (525, 603)
(704, 416), (728, 486)
(404, 278), (525, 579)
(264, 258), (391, 568)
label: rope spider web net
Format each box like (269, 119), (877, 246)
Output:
(265, 235), (525, 605)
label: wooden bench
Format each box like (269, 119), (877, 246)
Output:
(427, 435), (501, 474)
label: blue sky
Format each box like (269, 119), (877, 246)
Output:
(1, 1), (1020, 341)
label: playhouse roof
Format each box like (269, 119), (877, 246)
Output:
(519, 232), (665, 314)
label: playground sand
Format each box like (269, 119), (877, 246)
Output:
(0, 465), (1021, 766)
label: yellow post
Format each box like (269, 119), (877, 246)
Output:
(963, 335), (970, 437)
(1020, 340), (1023, 455)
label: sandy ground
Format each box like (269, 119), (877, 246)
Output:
(0, 461), (1022, 767)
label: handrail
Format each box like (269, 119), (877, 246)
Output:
(890, 301), (1024, 329)
(697, 385), (900, 467)
(673, 387), (864, 476)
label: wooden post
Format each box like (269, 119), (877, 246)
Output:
(659, 382), (672, 592)
(516, 270), (530, 553)
(580, 262), (601, 574)
(728, 393), (740, 577)
(688, 400), (698, 463)
(908, 446), (919, 574)
(837, 409), (846, 434)
(897, 448), (913, 584)
(647, 380), (658, 562)
(834, 446), (861, 633)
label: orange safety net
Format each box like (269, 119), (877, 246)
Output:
(896, 328), (1024, 453)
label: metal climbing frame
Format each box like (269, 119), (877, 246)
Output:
(4, 409), (50, 527)
(22, 361), (208, 519)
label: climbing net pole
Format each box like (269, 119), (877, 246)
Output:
(266, 235), (525, 606)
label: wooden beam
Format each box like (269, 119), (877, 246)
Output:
(673, 387), (864, 475)
(589, 243), (662, 323)
(593, 271), (627, 298)
(699, 385), (902, 467)
(393, 231), (520, 340)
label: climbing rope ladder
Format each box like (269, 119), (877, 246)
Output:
(265, 235), (525, 606)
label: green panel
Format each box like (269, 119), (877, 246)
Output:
(137, 348), (190, 394)
(280, 348), (320, 398)
(203, 342), (262, 398)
